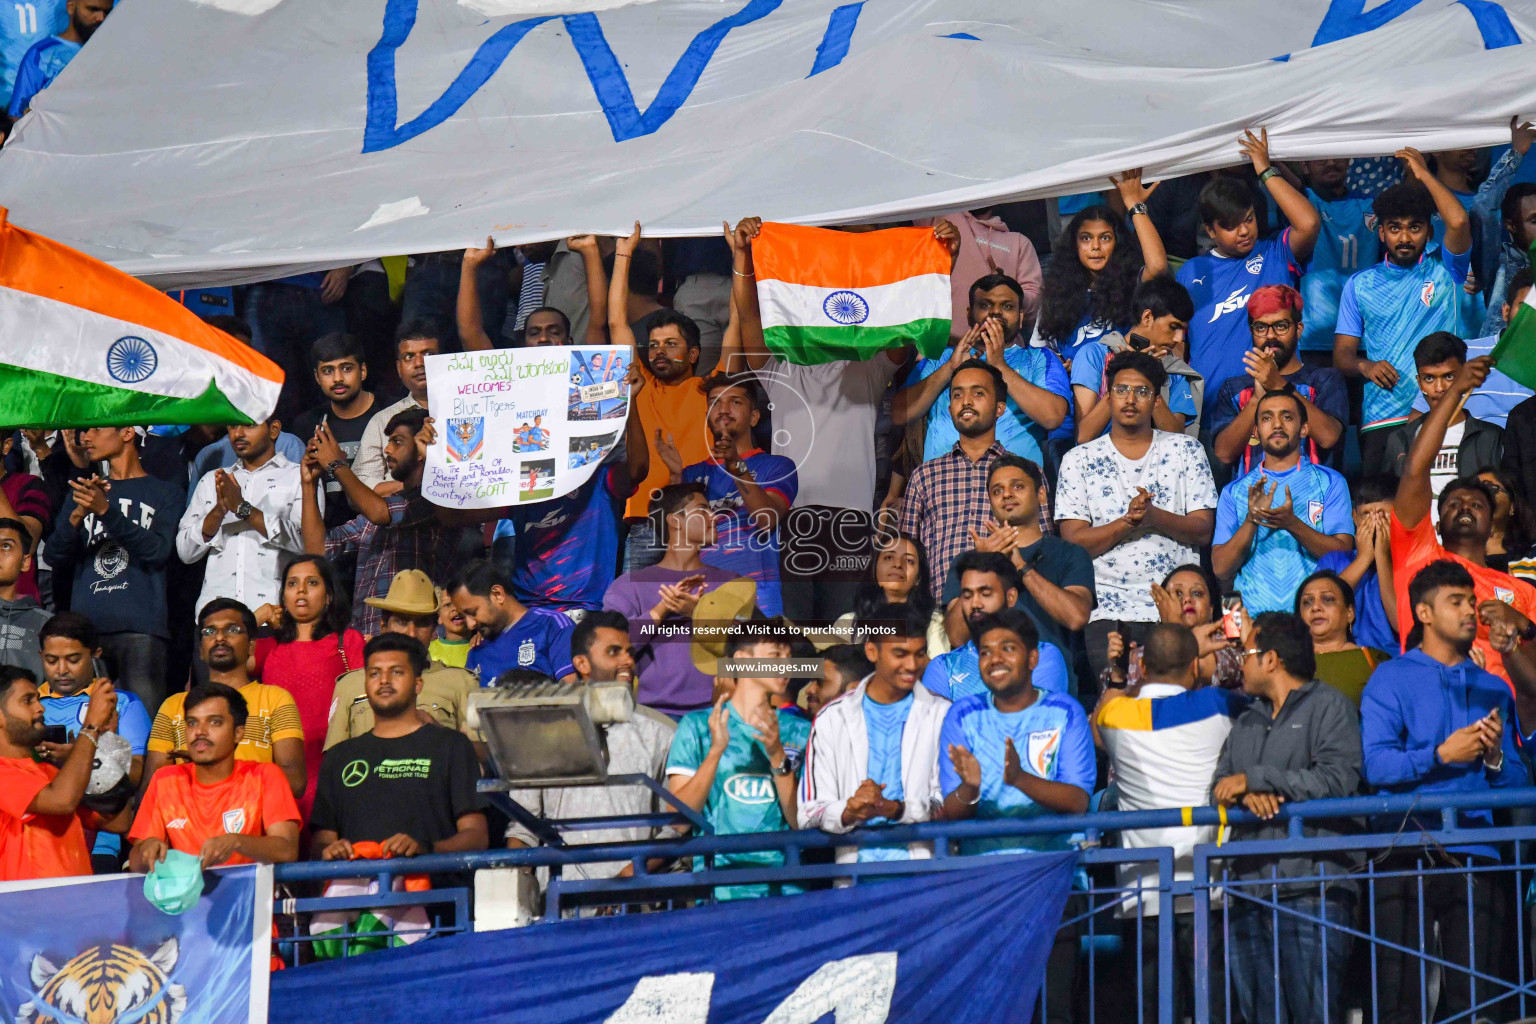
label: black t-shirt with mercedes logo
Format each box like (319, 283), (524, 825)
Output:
(311, 723), (485, 847)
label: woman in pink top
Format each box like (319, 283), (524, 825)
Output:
(255, 555), (364, 821)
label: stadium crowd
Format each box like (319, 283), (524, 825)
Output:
(5, 13), (1536, 1015)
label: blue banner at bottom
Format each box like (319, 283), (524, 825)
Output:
(273, 853), (1074, 1024)
(0, 865), (272, 1024)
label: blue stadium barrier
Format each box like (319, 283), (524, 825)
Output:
(272, 788), (1536, 1023)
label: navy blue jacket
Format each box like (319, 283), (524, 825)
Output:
(1361, 647), (1528, 855)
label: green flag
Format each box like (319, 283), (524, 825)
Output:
(1489, 240), (1536, 388)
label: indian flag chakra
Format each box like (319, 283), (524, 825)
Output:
(753, 222), (952, 365)
(0, 208), (282, 428)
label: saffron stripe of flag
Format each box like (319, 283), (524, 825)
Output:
(0, 208), (282, 429)
(753, 223), (951, 365)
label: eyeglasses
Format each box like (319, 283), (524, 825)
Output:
(1110, 384), (1154, 400)
(1249, 319), (1296, 336)
(1240, 648), (1264, 660)
(199, 624), (248, 639)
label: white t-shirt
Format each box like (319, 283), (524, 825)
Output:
(1054, 430), (1219, 622)
(1428, 419), (1466, 527)
(760, 355), (900, 511)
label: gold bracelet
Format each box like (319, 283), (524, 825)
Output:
(732, 268), (752, 277)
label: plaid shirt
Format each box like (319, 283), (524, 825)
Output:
(898, 441), (1053, 601)
(326, 492), (449, 635)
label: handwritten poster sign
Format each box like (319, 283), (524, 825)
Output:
(422, 347), (630, 509)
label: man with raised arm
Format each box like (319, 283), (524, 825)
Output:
(1391, 355), (1536, 706)
(0, 666), (131, 880)
(727, 217), (960, 624)
(1177, 129), (1320, 425)
(1334, 148), (1474, 470)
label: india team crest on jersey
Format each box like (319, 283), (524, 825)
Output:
(221, 808), (245, 834)
(1026, 729), (1061, 776)
(1307, 500), (1324, 527)
(1420, 281), (1436, 306)
(1496, 587), (1515, 605)
(1245, 255), (1264, 275)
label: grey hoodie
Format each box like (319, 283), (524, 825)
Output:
(0, 595), (49, 678)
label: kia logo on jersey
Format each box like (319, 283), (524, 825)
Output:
(724, 774), (776, 805)
(1420, 281), (1435, 306)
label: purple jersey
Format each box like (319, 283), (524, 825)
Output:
(683, 450), (798, 617)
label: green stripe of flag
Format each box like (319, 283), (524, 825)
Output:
(762, 319), (951, 365)
(1490, 301), (1536, 392)
(0, 364), (253, 429)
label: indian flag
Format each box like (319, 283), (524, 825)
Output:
(753, 223), (951, 364)
(0, 209), (282, 429)
(1491, 250), (1536, 392)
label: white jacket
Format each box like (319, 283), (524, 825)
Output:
(797, 675), (952, 864)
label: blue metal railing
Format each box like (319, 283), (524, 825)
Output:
(271, 787), (1536, 1023)
(273, 787), (1536, 882)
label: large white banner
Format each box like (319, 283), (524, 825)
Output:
(421, 346), (630, 508)
(1, 0), (1535, 287)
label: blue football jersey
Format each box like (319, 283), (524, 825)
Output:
(0, 0), (64, 105)
(1336, 246), (1471, 431)
(1300, 189), (1378, 353)
(913, 343), (1070, 466)
(938, 689), (1095, 855)
(1178, 231), (1301, 420)
(507, 466), (624, 612)
(40, 683), (151, 860)
(1214, 460), (1354, 614)
(920, 640), (1069, 701)
(683, 450), (798, 617)
(466, 607), (577, 683)
(6, 31), (73, 116)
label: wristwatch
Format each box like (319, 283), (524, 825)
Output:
(1257, 167), (1280, 185)
(771, 757), (795, 777)
(1128, 202), (1149, 218)
(1520, 620), (1536, 645)
(326, 459), (347, 476)
(233, 500), (254, 521)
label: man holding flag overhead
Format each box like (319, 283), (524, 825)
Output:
(727, 217), (958, 625)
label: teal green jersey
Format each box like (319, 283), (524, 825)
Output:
(666, 702), (811, 900)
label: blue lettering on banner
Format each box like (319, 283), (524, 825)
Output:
(1310, 0), (1518, 49)
(808, 2), (864, 76)
(367, 0), (868, 153)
